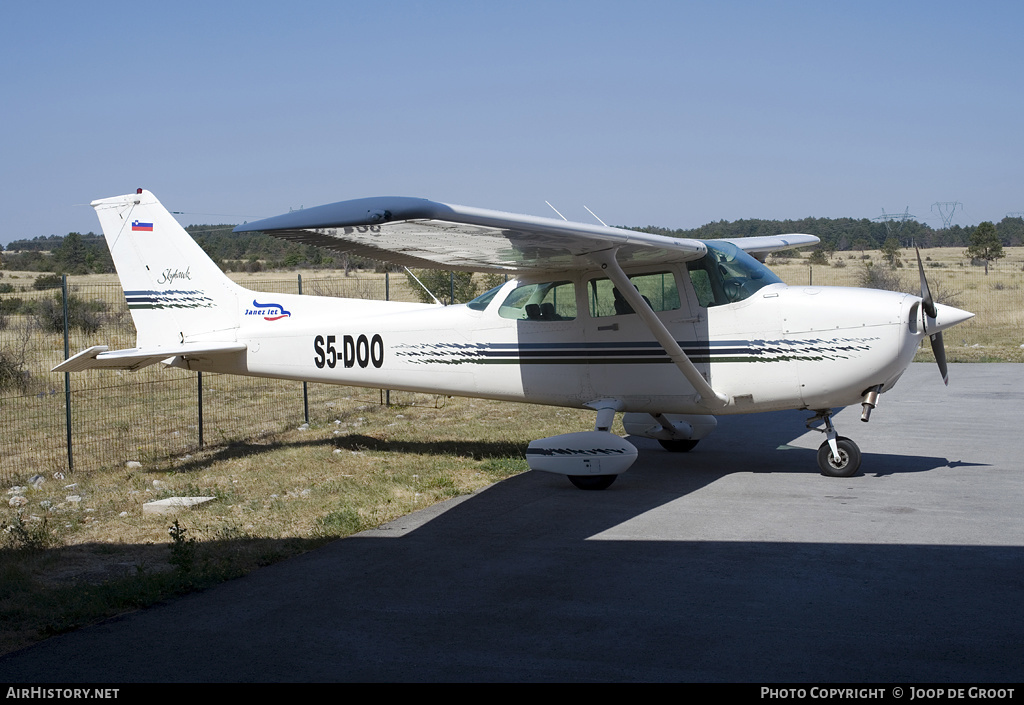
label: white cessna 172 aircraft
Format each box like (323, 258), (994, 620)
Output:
(56, 190), (973, 490)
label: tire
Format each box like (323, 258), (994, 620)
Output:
(658, 438), (699, 452)
(817, 437), (861, 477)
(568, 474), (617, 491)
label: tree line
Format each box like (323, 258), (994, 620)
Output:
(632, 215), (1024, 252)
(4, 216), (1023, 276)
(0, 226), (376, 275)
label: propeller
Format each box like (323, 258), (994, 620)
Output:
(915, 246), (949, 386)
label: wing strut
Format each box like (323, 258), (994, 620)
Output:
(593, 249), (729, 409)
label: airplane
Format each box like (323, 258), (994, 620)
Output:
(55, 189), (974, 490)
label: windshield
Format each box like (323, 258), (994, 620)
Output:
(686, 241), (782, 307)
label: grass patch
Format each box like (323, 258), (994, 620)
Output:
(315, 508), (365, 537)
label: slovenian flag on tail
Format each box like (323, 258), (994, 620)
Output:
(131, 220), (153, 232)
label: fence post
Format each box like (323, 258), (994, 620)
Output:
(298, 274), (309, 424)
(62, 275), (73, 472)
(197, 370), (204, 449)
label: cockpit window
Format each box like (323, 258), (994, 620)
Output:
(466, 284), (504, 311)
(686, 241), (782, 307)
(498, 281), (576, 321)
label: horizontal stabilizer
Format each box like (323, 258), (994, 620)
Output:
(53, 342), (246, 373)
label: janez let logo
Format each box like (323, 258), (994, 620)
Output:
(246, 300), (292, 321)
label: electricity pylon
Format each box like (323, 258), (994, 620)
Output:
(874, 207), (917, 246)
(931, 202), (961, 229)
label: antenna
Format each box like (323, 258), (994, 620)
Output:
(545, 201), (568, 221)
(931, 202), (961, 229)
(583, 206), (608, 227)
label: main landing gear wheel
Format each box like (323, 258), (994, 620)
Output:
(568, 474), (618, 491)
(816, 436), (861, 478)
(658, 439), (699, 452)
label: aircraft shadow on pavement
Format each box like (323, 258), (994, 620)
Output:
(361, 407), (993, 548)
(626, 408), (984, 482)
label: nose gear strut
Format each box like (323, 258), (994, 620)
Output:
(806, 410), (862, 477)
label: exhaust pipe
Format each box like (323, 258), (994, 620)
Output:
(860, 385), (883, 422)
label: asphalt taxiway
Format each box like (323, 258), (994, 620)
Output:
(1, 363), (1021, 682)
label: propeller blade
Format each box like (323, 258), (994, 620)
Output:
(930, 331), (948, 386)
(916, 246), (949, 384)
(916, 246), (938, 319)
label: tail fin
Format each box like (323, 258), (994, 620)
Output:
(92, 190), (241, 347)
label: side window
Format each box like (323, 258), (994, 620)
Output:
(686, 261), (720, 308)
(587, 278), (619, 318)
(498, 281), (576, 321)
(588, 271), (680, 317)
(631, 272), (680, 312)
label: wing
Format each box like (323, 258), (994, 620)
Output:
(235, 197), (818, 273)
(720, 233), (820, 261)
(235, 197), (709, 274)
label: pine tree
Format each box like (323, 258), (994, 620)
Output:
(965, 221), (1004, 275)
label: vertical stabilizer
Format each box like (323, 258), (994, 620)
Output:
(91, 190), (241, 347)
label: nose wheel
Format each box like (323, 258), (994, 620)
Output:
(816, 436), (861, 477)
(807, 410), (862, 477)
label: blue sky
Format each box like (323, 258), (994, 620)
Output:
(2, 1), (1021, 245)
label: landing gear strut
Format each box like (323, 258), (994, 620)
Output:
(807, 410), (861, 478)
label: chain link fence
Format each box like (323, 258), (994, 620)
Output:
(0, 272), (428, 484)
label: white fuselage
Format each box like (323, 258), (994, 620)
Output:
(182, 268), (922, 417)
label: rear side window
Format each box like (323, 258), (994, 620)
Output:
(498, 281), (576, 320)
